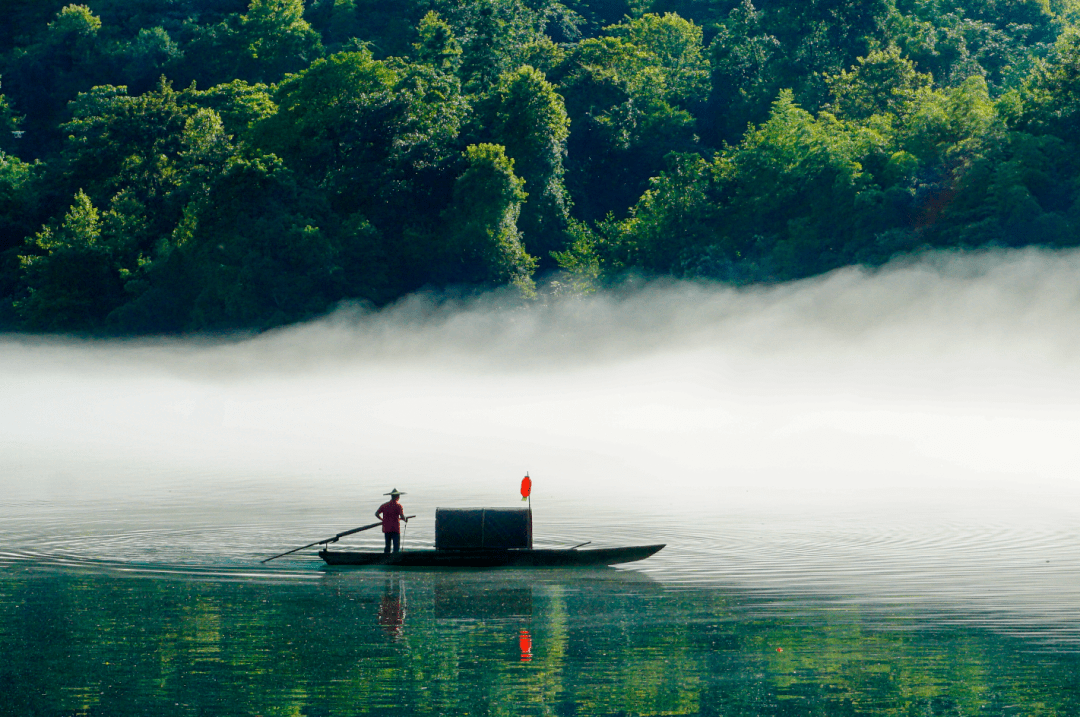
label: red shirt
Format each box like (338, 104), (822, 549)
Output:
(377, 500), (405, 533)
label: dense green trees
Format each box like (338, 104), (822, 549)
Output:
(17, 189), (126, 330)
(239, 0), (324, 81)
(0, 79), (23, 157)
(478, 65), (571, 259)
(554, 13), (707, 220)
(3, 0), (1080, 333)
(442, 143), (536, 289)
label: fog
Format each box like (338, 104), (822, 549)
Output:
(4, 247), (1080, 524)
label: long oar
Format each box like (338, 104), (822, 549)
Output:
(261, 522), (382, 563)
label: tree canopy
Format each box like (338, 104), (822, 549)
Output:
(1, 0), (1080, 333)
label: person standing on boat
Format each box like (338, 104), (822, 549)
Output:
(375, 489), (408, 554)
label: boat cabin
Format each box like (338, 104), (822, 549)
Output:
(435, 508), (533, 550)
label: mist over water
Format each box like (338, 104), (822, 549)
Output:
(5, 246), (1080, 515)
(3, 247), (1080, 626)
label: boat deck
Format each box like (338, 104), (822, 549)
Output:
(319, 544), (665, 567)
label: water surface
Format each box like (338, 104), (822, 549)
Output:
(4, 250), (1080, 715)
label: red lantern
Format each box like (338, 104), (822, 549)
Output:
(520, 475), (532, 501)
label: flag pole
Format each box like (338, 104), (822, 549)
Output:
(521, 472), (533, 549)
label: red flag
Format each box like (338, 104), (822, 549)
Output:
(520, 474), (532, 501)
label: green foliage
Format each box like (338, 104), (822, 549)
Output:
(1018, 29), (1080, 135)
(606, 66), (1067, 282)
(556, 15), (705, 220)
(551, 218), (604, 293)
(166, 16), (249, 89)
(251, 50), (397, 183)
(179, 107), (234, 185)
(760, 0), (896, 112)
(239, 0), (324, 82)
(59, 81), (201, 245)
(0, 79), (23, 156)
(121, 27), (184, 94)
(612, 90), (895, 279)
(306, 0), (425, 57)
(47, 4), (102, 41)
(605, 12), (709, 105)
(898, 75), (998, 165)
(0, 152), (41, 327)
(192, 80), (276, 137)
(929, 130), (1080, 248)
(435, 0), (581, 93)
(621, 152), (720, 273)
(706, 1), (783, 143)
(17, 189), (134, 331)
(706, 1), (782, 143)
(251, 50), (467, 225)
(0, 151), (37, 251)
(173, 152), (340, 331)
(482, 65), (571, 259)
(826, 46), (932, 120)
(0, 4), (111, 157)
(3, 0), (1080, 333)
(414, 12), (462, 72)
(109, 147), (387, 332)
(442, 143), (537, 291)
(895, 0), (1056, 92)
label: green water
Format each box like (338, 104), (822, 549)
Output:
(2, 564), (1078, 717)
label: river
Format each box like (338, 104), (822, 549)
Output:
(3, 249), (1080, 715)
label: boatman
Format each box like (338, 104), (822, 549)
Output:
(375, 489), (408, 554)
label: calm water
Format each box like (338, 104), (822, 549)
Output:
(5, 253), (1080, 715)
(2, 492), (1080, 716)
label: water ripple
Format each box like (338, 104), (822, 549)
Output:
(2, 503), (1079, 646)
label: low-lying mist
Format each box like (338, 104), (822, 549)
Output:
(4, 247), (1080, 523)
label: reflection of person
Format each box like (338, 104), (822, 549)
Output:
(378, 579), (406, 637)
(375, 489), (408, 554)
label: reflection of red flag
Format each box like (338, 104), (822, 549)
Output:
(520, 475), (531, 501)
(519, 629), (532, 661)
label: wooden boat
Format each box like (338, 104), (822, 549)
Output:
(318, 543), (665, 567)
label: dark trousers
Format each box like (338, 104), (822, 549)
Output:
(384, 531), (400, 554)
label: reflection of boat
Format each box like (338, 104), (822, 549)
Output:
(319, 544), (665, 567)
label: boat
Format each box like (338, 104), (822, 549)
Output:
(318, 543), (665, 567)
(317, 506), (663, 568)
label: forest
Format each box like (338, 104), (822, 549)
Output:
(2, 0), (1080, 333)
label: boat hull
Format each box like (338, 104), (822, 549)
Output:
(318, 544), (665, 567)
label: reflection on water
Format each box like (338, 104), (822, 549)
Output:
(2, 493), (1080, 715)
(4, 497), (1080, 714)
(1, 563), (1079, 716)
(5, 497), (1080, 649)
(378, 578), (406, 638)
(519, 629), (533, 662)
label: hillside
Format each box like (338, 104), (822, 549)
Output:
(1, 0), (1079, 333)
